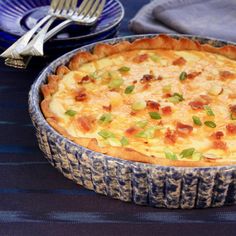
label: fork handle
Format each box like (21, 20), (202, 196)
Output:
(20, 17), (57, 56)
(0, 14), (52, 59)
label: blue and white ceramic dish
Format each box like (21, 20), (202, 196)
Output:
(29, 34), (236, 209)
(0, 0), (124, 53)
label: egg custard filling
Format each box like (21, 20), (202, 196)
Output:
(41, 35), (236, 167)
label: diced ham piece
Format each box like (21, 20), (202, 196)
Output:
(219, 71), (235, 80)
(210, 131), (224, 140)
(189, 95), (211, 110)
(226, 123), (236, 135)
(77, 116), (95, 132)
(146, 100), (160, 110)
(125, 127), (139, 136)
(165, 128), (177, 144)
(172, 57), (186, 66)
(230, 104), (236, 114)
(161, 106), (172, 115)
(176, 122), (193, 136)
(140, 74), (155, 84)
(78, 75), (95, 84)
(103, 104), (112, 112)
(189, 100), (205, 110)
(75, 88), (87, 102)
(133, 54), (149, 63)
(187, 71), (201, 80)
(212, 140), (227, 150)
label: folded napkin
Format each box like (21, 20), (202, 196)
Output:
(129, 0), (236, 42)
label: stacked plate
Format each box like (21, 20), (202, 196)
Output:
(0, 0), (124, 56)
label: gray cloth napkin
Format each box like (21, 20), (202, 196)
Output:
(129, 0), (236, 42)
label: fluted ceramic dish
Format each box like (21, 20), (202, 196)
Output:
(29, 34), (236, 209)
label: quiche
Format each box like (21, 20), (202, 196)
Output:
(41, 35), (236, 167)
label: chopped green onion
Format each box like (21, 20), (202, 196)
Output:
(173, 93), (184, 101)
(90, 72), (99, 80)
(164, 150), (177, 160)
(125, 85), (135, 94)
(180, 148), (195, 158)
(149, 112), (162, 120)
(98, 130), (115, 139)
(131, 101), (146, 111)
(107, 137), (122, 147)
(65, 110), (77, 117)
(109, 71), (121, 80)
(179, 71), (187, 81)
(230, 113), (236, 120)
(99, 113), (112, 124)
(162, 84), (171, 93)
(192, 116), (202, 126)
(118, 66), (130, 72)
(168, 93), (184, 103)
(149, 54), (160, 62)
(204, 105), (215, 116)
(136, 120), (148, 128)
(136, 127), (157, 139)
(191, 152), (202, 161)
(120, 136), (129, 146)
(204, 121), (216, 128)
(108, 78), (124, 89)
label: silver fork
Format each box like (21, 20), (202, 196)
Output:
(44, 0), (106, 42)
(0, 0), (64, 59)
(21, 0), (78, 57)
(21, 0), (105, 57)
(5, 0), (105, 69)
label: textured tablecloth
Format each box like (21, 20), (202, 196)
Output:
(0, 0), (236, 235)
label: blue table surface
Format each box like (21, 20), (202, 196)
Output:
(0, 0), (236, 235)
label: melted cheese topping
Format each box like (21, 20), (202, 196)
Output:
(49, 49), (236, 162)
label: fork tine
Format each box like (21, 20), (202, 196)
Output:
(64, 0), (73, 12)
(85, 0), (106, 23)
(50, 0), (59, 11)
(83, 0), (100, 18)
(75, 0), (90, 15)
(78, 0), (94, 19)
(56, 0), (67, 14)
(93, 0), (106, 19)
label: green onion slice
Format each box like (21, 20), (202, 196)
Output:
(118, 66), (130, 72)
(136, 127), (157, 139)
(180, 148), (195, 158)
(99, 113), (112, 124)
(204, 121), (216, 128)
(168, 93), (184, 103)
(136, 120), (148, 128)
(204, 105), (215, 116)
(149, 54), (160, 62)
(98, 130), (115, 139)
(149, 112), (162, 120)
(120, 136), (129, 146)
(179, 71), (187, 81)
(125, 85), (135, 94)
(131, 101), (146, 111)
(108, 78), (124, 89)
(231, 113), (236, 120)
(65, 110), (77, 117)
(192, 116), (202, 126)
(164, 150), (177, 160)
(107, 137), (122, 147)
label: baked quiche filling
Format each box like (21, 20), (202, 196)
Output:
(41, 35), (236, 166)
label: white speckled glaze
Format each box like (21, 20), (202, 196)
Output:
(29, 34), (236, 209)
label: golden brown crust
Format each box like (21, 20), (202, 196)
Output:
(40, 34), (236, 167)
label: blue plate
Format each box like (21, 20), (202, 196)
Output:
(0, 0), (124, 53)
